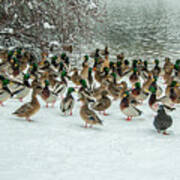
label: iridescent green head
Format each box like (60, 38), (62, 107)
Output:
(24, 73), (30, 80)
(135, 82), (141, 88)
(149, 86), (156, 93)
(61, 53), (66, 59)
(104, 67), (109, 73)
(45, 80), (50, 86)
(175, 59), (180, 65)
(112, 72), (116, 78)
(84, 55), (89, 61)
(88, 67), (92, 73)
(2, 79), (10, 86)
(33, 63), (38, 69)
(153, 76), (158, 82)
(80, 79), (87, 88)
(52, 56), (58, 61)
(13, 57), (18, 63)
(170, 81), (177, 87)
(94, 57), (99, 62)
(16, 48), (22, 55)
(8, 51), (13, 57)
(133, 67), (137, 73)
(117, 61), (122, 67)
(124, 59), (129, 65)
(110, 61), (114, 67)
(61, 70), (67, 77)
(155, 59), (159, 65)
(174, 64), (179, 71)
(68, 87), (75, 94)
(123, 90), (130, 97)
(144, 60), (148, 66)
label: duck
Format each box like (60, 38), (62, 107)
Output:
(94, 67), (110, 83)
(78, 79), (92, 100)
(12, 73), (31, 102)
(120, 91), (142, 121)
(129, 68), (139, 84)
(142, 72), (154, 92)
(107, 73), (122, 100)
(131, 82), (149, 103)
(79, 97), (103, 128)
(163, 57), (174, 74)
(152, 59), (161, 77)
(101, 55), (110, 70)
(100, 46), (109, 56)
(149, 76), (163, 97)
(71, 68), (82, 87)
(92, 80), (108, 100)
(80, 59), (89, 80)
(121, 59), (130, 75)
(0, 79), (13, 106)
(141, 60), (150, 80)
(60, 87), (76, 116)
(148, 86), (160, 112)
(40, 80), (57, 108)
(92, 90), (111, 116)
(51, 71), (68, 99)
(12, 84), (42, 122)
(153, 105), (173, 135)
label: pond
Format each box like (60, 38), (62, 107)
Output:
(102, 0), (180, 60)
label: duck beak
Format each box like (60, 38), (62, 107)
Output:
(10, 81), (14, 85)
(144, 89), (150, 93)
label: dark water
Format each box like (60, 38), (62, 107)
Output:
(103, 0), (180, 60)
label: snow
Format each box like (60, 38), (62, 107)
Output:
(43, 22), (55, 29)
(0, 81), (180, 180)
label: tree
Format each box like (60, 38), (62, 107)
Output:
(0, 0), (106, 52)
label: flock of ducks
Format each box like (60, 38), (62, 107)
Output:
(0, 47), (180, 134)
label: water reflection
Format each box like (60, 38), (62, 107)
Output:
(104, 0), (180, 60)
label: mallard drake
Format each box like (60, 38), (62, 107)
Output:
(0, 79), (13, 106)
(60, 87), (76, 116)
(117, 52), (124, 62)
(131, 82), (149, 102)
(94, 67), (109, 83)
(120, 91), (142, 121)
(40, 80), (57, 108)
(79, 97), (103, 128)
(152, 59), (161, 77)
(12, 73), (31, 102)
(129, 68), (139, 84)
(149, 76), (163, 97)
(148, 86), (160, 112)
(78, 79), (92, 100)
(92, 90), (111, 116)
(121, 59), (130, 75)
(12, 85), (42, 122)
(52, 71), (68, 99)
(141, 60), (150, 80)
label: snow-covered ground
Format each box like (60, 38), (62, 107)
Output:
(0, 80), (180, 180)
